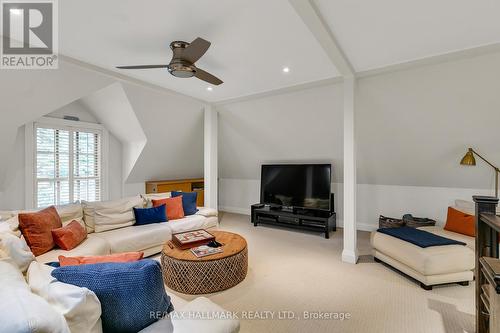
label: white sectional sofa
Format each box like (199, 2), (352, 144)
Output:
(0, 193), (240, 333)
(0, 194), (219, 263)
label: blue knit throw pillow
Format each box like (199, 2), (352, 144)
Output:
(51, 259), (173, 333)
(171, 191), (199, 215)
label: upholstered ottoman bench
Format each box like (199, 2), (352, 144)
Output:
(370, 229), (474, 290)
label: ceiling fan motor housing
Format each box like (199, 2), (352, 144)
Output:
(168, 41), (196, 78)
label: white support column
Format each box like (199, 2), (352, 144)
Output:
(342, 76), (358, 264)
(204, 105), (218, 210)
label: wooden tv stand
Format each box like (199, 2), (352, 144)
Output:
(251, 204), (336, 239)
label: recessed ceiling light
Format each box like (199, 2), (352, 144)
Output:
(282, 67), (290, 73)
(207, 86), (213, 91)
(10, 8), (22, 15)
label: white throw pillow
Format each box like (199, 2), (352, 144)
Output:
(2, 215), (22, 237)
(0, 261), (70, 333)
(454, 199), (500, 215)
(0, 232), (35, 273)
(171, 297), (240, 333)
(27, 261), (103, 333)
(0, 210), (16, 221)
(196, 207), (218, 217)
(141, 192), (171, 207)
(83, 196), (144, 233)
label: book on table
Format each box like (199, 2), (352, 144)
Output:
(172, 229), (215, 250)
(191, 245), (223, 258)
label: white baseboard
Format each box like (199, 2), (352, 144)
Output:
(219, 206), (251, 216)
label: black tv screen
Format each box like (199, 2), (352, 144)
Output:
(260, 164), (331, 211)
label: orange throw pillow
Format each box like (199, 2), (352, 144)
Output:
(59, 252), (144, 267)
(444, 207), (475, 237)
(52, 220), (88, 250)
(18, 206), (62, 256)
(152, 196), (185, 220)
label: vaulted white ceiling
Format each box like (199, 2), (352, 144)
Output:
(59, 0), (338, 102)
(313, 0), (500, 71)
(59, 0), (500, 101)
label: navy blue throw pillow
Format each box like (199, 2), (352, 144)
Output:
(172, 191), (198, 215)
(51, 260), (173, 333)
(133, 204), (167, 225)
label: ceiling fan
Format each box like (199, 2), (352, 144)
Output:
(116, 37), (223, 85)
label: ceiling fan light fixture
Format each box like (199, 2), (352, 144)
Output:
(167, 63), (196, 78)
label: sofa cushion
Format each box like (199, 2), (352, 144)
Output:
(134, 204), (168, 225)
(59, 251), (144, 266)
(0, 261), (70, 333)
(18, 206), (63, 256)
(92, 223), (172, 254)
(0, 210), (16, 221)
(27, 261), (102, 333)
(168, 215), (218, 234)
(52, 260), (173, 333)
(172, 191), (198, 216)
(454, 199), (500, 215)
(196, 207), (218, 218)
(171, 297), (240, 333)
(56, 203), (85, 227)
(153, 196), (185, 221)
(371, 231), (474, 275)
(142, 192), (171, 207)
(83, 196), (144, 233)
(36, 234), (111, 263)
(52, 220), (88, 250)
(0, 232), (35, 273)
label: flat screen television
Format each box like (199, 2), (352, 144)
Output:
(260, 164), (331, 211)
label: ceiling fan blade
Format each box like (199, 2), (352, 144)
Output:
(194, 67), (223, 85)
(182, 38), (211, 64)
(116, 65), (169, 69)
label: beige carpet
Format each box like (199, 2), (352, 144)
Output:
(161, 212), (475, 333)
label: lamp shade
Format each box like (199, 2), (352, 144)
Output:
(460, 148), (476, 166)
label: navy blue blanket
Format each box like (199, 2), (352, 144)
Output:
(377, 227), (466, 248)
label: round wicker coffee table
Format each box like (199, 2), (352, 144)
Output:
(161, 231), (248, 295)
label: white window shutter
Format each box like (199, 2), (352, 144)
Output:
(35, 125), (102, 208)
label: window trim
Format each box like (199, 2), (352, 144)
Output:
(25, 117), (109, 209)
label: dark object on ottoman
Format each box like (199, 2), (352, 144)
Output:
(379, 215), (404, 229)
(402, 214), (437, 228)
(52, 259), (173, 333)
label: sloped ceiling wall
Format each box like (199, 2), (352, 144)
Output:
(218, 84), (344, 182)
(0, 58), (205, 198)
(122, 82), (205, 183)
(218, 51), (500, 190)
(356, 51), (500, 189)
(79, 83), (147, 183)
(0, 60), (115, 189)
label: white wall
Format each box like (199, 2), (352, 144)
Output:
(218, 51), (500, 230)
(219, 178), (492, 231)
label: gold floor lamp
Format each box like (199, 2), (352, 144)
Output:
(460, 148), (499, 198)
